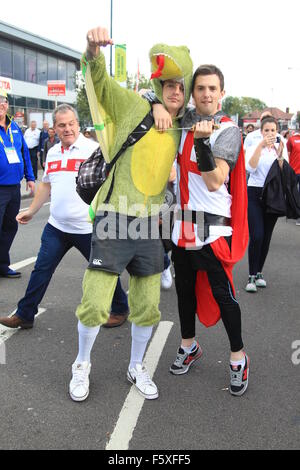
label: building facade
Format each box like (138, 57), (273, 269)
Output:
(242, 107), (294, 131)
(0, 21), (81, 128)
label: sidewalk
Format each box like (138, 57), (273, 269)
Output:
(21, 168), (44, 200)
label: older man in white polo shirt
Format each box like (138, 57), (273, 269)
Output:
(0, 104), (128, 329)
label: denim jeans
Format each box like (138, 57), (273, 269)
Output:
(16, 223), (128, 323)
(0, 185), (20, 274)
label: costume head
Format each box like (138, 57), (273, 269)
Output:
(149, 44), (193, 115)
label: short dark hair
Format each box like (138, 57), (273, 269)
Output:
(261, 116), (278, 130)
(192, 64), (225, 92)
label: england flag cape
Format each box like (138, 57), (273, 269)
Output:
(179, 116), (249, 328)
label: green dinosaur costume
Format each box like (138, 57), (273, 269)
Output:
(76, 44), (193, 328)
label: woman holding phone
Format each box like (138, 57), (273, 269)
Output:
(245, 116), (288, 293)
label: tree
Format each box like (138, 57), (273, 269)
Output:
(76, 74), (93, 129)
(222, 96), (267, 117)
(75, 72), (153, 129)
(127, 73), (152, 92)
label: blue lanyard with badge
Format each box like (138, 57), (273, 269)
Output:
(0, 125), (20, 164)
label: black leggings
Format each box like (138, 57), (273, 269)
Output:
(247, 186), (278, 276)
(172, 244), (244, 353)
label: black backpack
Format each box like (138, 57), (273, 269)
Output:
(76, 112), (154, 205)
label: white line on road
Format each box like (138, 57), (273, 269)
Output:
(106, 321), (174, 451)
(0, 308), (47, 348)
(10, 258), (37, 271)
(20, 202), (51, 212)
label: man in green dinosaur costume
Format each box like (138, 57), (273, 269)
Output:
(69, 26), (193, 402)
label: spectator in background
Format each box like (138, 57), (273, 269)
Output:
(38, 121), (50, 169)
(242, 123), (255, 142)
(246, 124), (255, 134)
(245, 116), (287, 293)
(24, 121), (41, 180)
(287, 128), (300, 225)
(0, 88), (35, 278)
(243, 111), (275, 151)
(42, 127), (59, 168)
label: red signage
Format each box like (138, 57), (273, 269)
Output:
(243, 119), (257, 124)
(0, 76), (12, 92)
(47, 81), (66, 96)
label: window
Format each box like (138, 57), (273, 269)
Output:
(13, 44), (25, 81)
(67, 62), (76, 91)
(40, 99), (50, 110)
(27, 97), (39, 109)
(7, 94), (14, 106)
(14, 95), (26, 108)
(25, 48), (37, 83)
(0, 39), (13, 78)
(37, 53), (47, 85)
(58, 59), (66, 81)
(48, 56), (58, 80)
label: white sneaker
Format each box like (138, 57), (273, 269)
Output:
(161, 266), (173, 290)
(69, 361), (91, 402)
(127, 364), (159, 400)
(255, 273), (267, 288)
(245, 275), (257, 293)
(296, 219), (300, 226)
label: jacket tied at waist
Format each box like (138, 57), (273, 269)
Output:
(261, 159), (300, 219)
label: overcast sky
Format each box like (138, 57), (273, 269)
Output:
(3, 0), (300, 113)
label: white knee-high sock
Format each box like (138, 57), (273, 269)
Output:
(129, 323), (153, 370)
(75, 321), (100, 364)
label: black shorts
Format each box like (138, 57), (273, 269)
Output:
(88, 212), (165, 277)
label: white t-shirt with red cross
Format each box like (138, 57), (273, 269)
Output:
(172, 119), (241, 249)
(42, 133), (98, 234)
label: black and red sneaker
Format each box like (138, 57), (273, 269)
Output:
(170, 341), (203, 375)
(230, 354), (250, 396)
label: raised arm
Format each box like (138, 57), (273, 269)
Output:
(83, 26), (147, 129)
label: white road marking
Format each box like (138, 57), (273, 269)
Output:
(0, 308), (47, 348)
(20, 202), (50, 212)
(106, 321), (174, 451)
(10, 258), (37, 271)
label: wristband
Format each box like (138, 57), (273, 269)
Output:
(194, 138), (217, 172)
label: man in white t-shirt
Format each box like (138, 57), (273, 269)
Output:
(24, 121), (41, 180)
(0, 105), (128, 329)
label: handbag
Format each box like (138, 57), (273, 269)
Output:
(76, 111), (154, 205)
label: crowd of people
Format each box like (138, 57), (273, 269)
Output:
(0, 25), (300, 405)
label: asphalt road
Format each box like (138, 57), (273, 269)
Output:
(0, 198), (299, 450)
